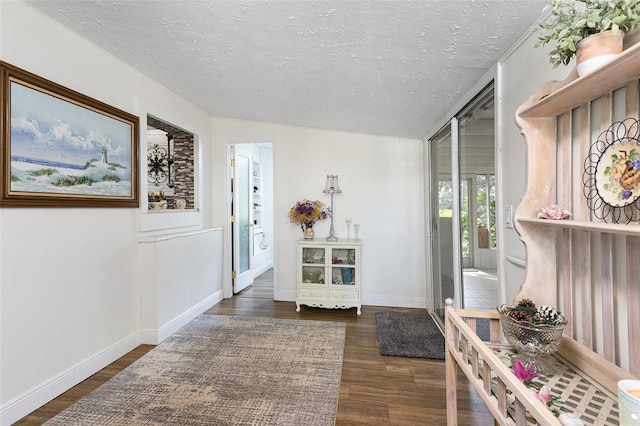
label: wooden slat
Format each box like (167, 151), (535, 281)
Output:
(625, 80), (640, 376)
(575, 105), (593, 349)
(599, 233), (615, 362)
(489, 319), (500, 344)
(557, 335), (635, 395)
(598, 93), (616, 363)
(627, 238), (640, 376)
(445, 303), (460, 426)
(558, 112), (574, 337)
(627, 81), (640, 223)
(447, 308), (562, 425)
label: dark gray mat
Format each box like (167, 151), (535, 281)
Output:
(375, 311), (446, 359)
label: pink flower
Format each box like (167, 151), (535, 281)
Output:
(538, 204), (572, 220)
(534, 385), (552, 405)
(513, 359), (539, 383)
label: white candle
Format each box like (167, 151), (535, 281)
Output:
(558, 413), (584, 426)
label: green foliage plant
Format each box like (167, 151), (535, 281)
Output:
(533, 0), (640, 67)
(53, 175), (94, 187)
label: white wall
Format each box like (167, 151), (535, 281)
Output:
(0, 2), (219, 424)
(496, 30), (572, 304)
(213, 118), (427, 308)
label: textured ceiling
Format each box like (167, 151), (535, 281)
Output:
(23, 0), (547, 139)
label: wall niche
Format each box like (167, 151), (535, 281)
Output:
(146, 115), (195, 211)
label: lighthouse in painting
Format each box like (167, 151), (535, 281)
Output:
(101, 148), (108, 164)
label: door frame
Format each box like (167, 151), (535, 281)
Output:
(224, 140), (276, 299)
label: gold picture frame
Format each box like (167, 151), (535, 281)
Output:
(1, 61), (139, 207)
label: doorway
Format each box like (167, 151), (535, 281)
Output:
(428, 82), (498, 327)
(230, 142), (274, 297)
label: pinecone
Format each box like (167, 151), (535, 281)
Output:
(507, 309), (531, 322)
(535, 305), (561, 325)
(517, 298), (536, 309)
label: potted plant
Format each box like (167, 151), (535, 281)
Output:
(533, 0), (640, 75)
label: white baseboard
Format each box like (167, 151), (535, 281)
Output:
(0, 331), (141, 426)
(252, 261), (273, 279)
(141, 289), (223, 344)
(1, 290), (224, 426)
(362, 295), (427, 309)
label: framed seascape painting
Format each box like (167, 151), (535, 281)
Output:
(0, 62), (139, 207)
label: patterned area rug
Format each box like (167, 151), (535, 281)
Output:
(46, 315), (346, 425)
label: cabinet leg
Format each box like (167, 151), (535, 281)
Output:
(296, 304), (300, 312)
(357, 306), (361, 315)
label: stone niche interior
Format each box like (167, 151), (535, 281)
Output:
(146, 115), (195, 211)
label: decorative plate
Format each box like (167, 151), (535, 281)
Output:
(583, 118), (640, 223)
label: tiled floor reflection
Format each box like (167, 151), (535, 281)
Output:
(463, 269), (498, 310)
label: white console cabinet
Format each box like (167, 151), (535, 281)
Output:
(296, 239), (362, 315)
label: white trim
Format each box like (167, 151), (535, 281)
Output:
(505, 255), (526, 267)
(426, 65), (497, 141)
(0, 287), (222, 425)
(137, 227), (222, 243)
(450, 117), (464, 310)
(224, 139), (277, 300)
(495, 61), (509, 306)
(252, 260), (274, 279)
(423, 137), (434, 313)
(0, 331), (142, 425)
(362, 295), (427, 310)
(132, 96), (204, 232)
(142, 290), (224, 344)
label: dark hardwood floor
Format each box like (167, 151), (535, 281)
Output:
(15, 298), (493, 425)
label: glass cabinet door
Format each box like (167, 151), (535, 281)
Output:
(330, 248), (356, 285)
(301, 247), (325, 284)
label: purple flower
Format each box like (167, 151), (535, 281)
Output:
(622, 189), (632, 200)
(513, 359), (539, 383)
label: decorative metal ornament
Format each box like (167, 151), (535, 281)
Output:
(147, 144), (170, 186)
(147, 133), (174, 188)
(583, 118), (640, 223)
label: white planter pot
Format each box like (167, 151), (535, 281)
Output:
(576, 30), (624, 77)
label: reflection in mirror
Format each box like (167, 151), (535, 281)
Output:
(146, 115), (195, 211)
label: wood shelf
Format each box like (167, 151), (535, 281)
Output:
(517, 217), (640, 236)
(520, 42), (640, 118)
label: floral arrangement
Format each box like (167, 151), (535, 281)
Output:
(513, 359), (564, 416)
(538, 204), (572, 220)
(502, 298), (565, 326)
(288, 199), (329, 230)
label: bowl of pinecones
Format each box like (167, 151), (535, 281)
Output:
(498, 299), (567, 361)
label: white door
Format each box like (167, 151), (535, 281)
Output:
(231, 147), (253, 293)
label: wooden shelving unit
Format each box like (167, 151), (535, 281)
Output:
(446, 44), (640, 425)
